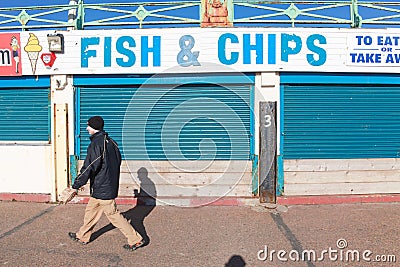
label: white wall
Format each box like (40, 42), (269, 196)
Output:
(0, 75), (73, 201)
(0, 145), (53, 194)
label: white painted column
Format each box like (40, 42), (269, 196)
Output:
(51, 75), (75, 201)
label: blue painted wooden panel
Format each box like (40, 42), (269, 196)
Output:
(78, 84), (251, 160)
(0, 76), (50, 88)
(283, 85), (400, 159)
(0, 87), (50, 141)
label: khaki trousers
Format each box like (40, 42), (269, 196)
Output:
(76, 197), (142, 245)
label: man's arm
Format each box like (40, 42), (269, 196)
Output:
(72, 141), (103, 189)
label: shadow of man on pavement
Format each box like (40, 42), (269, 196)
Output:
(225, 255), (246, 267)
(122, 167), (157, 244)
(90, 167), (157, 244)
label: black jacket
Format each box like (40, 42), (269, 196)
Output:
(72, 131), (122, 200)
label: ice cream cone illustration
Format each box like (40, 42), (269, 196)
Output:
(24, 33), (42, 74)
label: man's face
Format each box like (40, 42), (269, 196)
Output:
(86, 125), (97, 136)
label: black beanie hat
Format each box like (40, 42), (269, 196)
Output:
(87, 116), (104, 130)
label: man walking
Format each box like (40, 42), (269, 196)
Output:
(68, 116), (144, 251)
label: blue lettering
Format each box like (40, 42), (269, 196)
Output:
(306, 34), (327, 66)
(104, 37), (112, 67)
(386, 54), (400, 63)
(376, 53), (382, 63)
(281, 34), (302, 62)
(268, 34), (276, 65)
(356, 36), (364, 45)
(243, 34), (263, 64)
(357, 53), (365, 63)
(377, 36), (383, 46)
(364, 36), (372, 45)
(177, 35), (200, 67)
(81, 37), (99, 68)
(386, 54), (394, 63)
(116, 36), (136, 67)
(141, 36), (161, 67)
(366, 53), (374, 62)
(350, 53), (357, 63)
(218, 33), (239, 65)
(377, 36), (400, 47)
(385, 36), (393, 45)
(352, 53), (382, 63)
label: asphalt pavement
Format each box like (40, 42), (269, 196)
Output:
(0, 200), (399, 267)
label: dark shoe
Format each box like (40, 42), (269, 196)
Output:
(123, 240), (145, 251)
(68, 232), (88, 245)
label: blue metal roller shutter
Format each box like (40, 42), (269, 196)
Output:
(78, 84), (251, 160)
(283, 85), (400, 159)
(0, 77), (50, 142)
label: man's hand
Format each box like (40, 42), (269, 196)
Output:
(58, 187), (78, 205)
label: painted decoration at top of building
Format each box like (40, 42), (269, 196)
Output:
(0, 33), (22, 76)
(201, 0), (232, 27)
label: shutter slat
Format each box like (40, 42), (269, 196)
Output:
(79, 85), (250, 160)
(0, 88), (49, 141)
(284, 85), (400, 159)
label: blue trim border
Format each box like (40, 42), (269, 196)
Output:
(0, 76), (50, 88)
(277, 85), (285, 196)
(250, 84), (257, 195)
(74, 73), (255, 86)
(74, 87), (81, 158)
